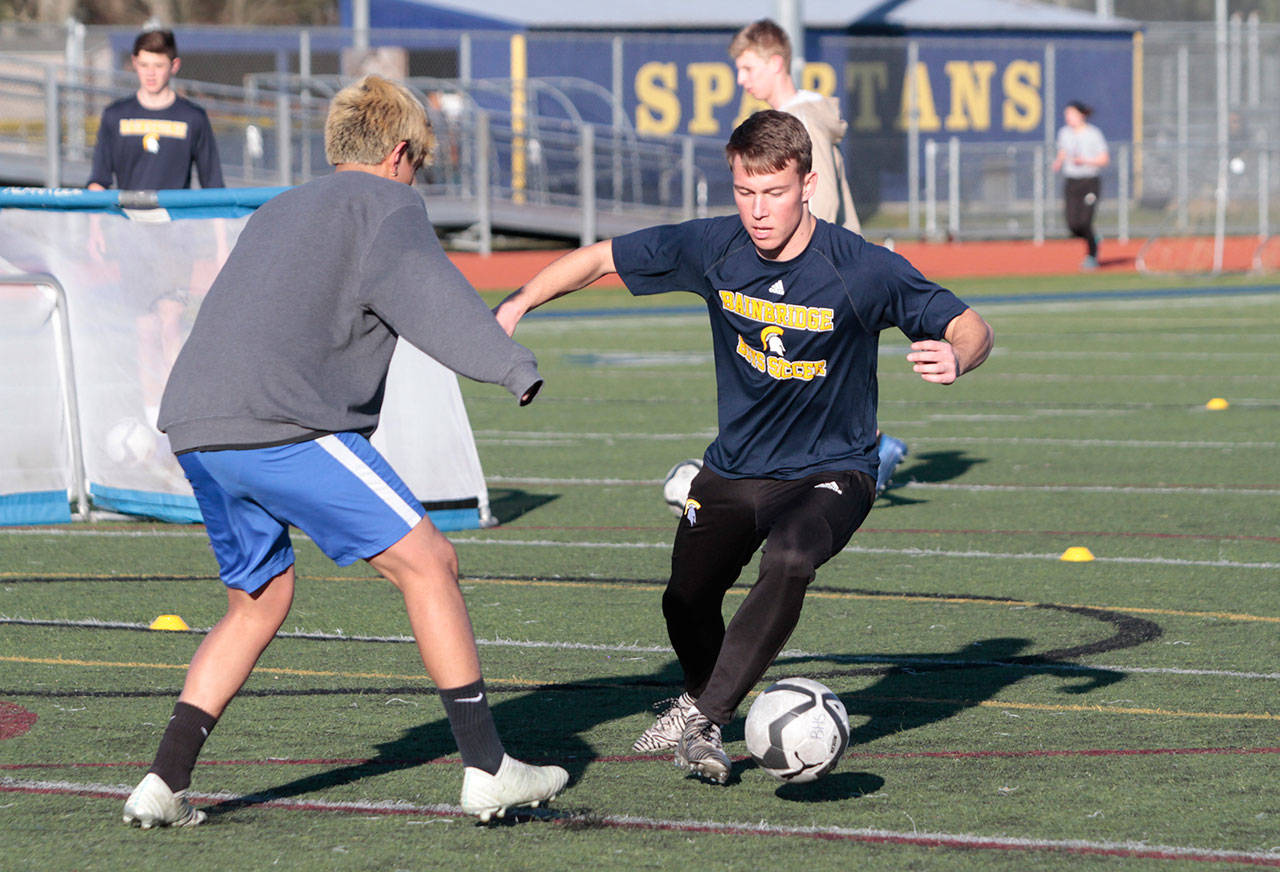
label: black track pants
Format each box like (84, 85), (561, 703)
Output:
(1064, 176), (1101, 256)
(662, 465), (875, 724)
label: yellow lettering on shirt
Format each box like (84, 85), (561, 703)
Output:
(119, 119), (190, 139)
(736, 335), (827, 382)
(718, 290), (834, 333)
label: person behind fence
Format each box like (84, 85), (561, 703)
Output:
(731, 18), (909, 494)
(121, 75), (569, 829)
(495, 110), (994, 785)
(1052, 100), (1109, 271)
(87, 28), (224, 192)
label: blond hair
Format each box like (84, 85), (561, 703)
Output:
(324, 75), (435, 169)
(725, 110), (811, 177)
(729, 18), (791, 69)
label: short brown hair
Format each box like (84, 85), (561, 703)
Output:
(725, 110), (811, 177)
(133, 29), (177, 60)
(729, 18), (791, 69)
(324, 75), (436, 169)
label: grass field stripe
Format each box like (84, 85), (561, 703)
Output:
(871, 527), (1280, 543)
(903, 482), (1280, 496)
(5, 619), (1278, 680)
(4, 653), (1276, 718)
(915, 436), (1279, 448)
(970, 698), (1280, 720)
(6, 576), (1276, 624)
(448, 538), (1280, 570)
(483, 476), (1278, 496)
(10, 746), (1280, 772)
(0, 530), (212, 539)
(841, 747), (1280, 761)
(474, 434), (1280, 449)
(3, 777), (1279, 867)
(0, 654), (429, 683)
(900, 372), (1275, 383)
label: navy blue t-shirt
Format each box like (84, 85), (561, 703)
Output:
(89, 95), (224, 190)
(611, 216), (969, 480)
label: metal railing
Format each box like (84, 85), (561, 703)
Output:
(5, 18), (1280, 250)
(0, 56), (716, 253)
(916, 136), (1277, 247)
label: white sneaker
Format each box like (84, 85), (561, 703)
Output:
(459, 754), (569, 822)
(122, 773), (206, 828)
(632, 692), (696, 753)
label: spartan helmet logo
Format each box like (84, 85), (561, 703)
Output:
(760, 325), (786, 356)
(142, 133), (160, 154)
(683, 498), (701, 526)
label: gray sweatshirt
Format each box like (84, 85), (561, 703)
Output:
(158, 171), (541, 453)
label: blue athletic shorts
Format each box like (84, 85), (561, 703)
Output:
(177, 432), (426, 593)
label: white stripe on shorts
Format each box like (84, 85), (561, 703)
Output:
(315, 434), (422, 529)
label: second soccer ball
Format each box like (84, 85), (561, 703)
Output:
(661, 458), (703, 516)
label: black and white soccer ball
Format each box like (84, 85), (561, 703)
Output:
(745, 677), (849, 783)
(662, 458), (703, 516)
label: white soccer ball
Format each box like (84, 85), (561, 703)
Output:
(104, 417), (158, 465)
(745, 677), (849, 783)
(662, 458), (703, 516)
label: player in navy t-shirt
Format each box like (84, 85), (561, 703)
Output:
(496, 110), (994, 784)
(87, 28), (223, 192)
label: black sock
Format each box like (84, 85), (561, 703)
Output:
(438, 679), (505, 775)
(148, 701), (217, 792)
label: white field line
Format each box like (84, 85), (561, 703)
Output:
(1016, 350), (1272, 359)
(1, 529), (1272, 568)
(1010, 332), (1280, 342)
(900, 482), (1278, 496)
(3, 616), (1278, 681)
(0, 528), (210, 538)
(482, 475), (1277, 497)
(953, 292), (1280, 315)
(447, 538), (1280, 571)
(4, 776), (1280, 866)
(473, 432), (1279, 450)
(907, 436), (1279, 449)
(891, 372), (1273, 382)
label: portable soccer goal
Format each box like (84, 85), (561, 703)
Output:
(0, 186), (495, 529)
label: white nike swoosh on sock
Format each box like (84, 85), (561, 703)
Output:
(456, 693), (485, 703)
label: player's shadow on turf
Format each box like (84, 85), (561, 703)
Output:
(201, 661), (689, 822)
(773, 637), (1125, 749)
(487, 488), (559, 524)
(875, 450), (985, 506)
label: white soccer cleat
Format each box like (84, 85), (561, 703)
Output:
(632, 691), (696, 753)
(459, 754), (569, 822)
(122, 773), (206, 829)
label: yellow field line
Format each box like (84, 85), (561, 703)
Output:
(3, 655), (1276, 721)
(4, 572), (1276, 625)
(975, 698), (1278, 720)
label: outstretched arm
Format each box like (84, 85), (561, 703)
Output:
(495, 240), (617, 336)
(906, 307), (994, 385)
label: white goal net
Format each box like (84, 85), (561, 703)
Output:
(0, 187), (493, 529)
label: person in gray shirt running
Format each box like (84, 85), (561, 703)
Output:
(123, 76), (568, 830)
(1052, 100), (1109, 270)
